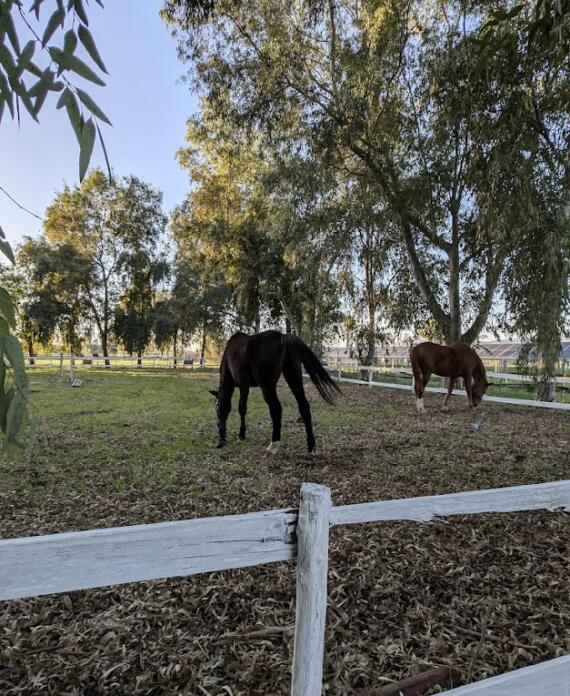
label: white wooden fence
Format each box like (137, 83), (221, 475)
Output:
(26, 352), (218, 370)
(2, 479), (569, 694)
(327, 364), (570, 411)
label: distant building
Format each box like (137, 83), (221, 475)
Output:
(325, 341), (570, 362)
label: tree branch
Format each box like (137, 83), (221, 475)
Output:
(461, 249), (506, 345)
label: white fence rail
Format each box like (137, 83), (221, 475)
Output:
(2, 479), (569, 694)
(26, 353), (219, 369)
(326, 364), (570, 411)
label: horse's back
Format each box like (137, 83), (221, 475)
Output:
(222, 330), (285, 387)
(411, 341), (479, 377)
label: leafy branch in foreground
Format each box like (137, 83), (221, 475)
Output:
(0, 0), (110, 452)
(0, 225), (33, 451)
(0, 0), (111, 180)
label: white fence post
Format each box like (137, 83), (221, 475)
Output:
(291, 482), (331, 696)
(70, 352), (75, 382)
(368, 367), (373, 388)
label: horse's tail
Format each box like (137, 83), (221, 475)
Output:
(283, 334), (341, 405)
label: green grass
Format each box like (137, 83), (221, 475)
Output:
(3, 367), (568, 509)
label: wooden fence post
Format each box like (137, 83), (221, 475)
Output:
(70, 352), (75, 382)
(368, 368), (373, 388)
(291, 482), (331, 696)
(59, 352), (64, 380)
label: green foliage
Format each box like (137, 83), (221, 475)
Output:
(43, 170), (168, 358)
(164, 0), (570, 369)
(0, 0), (108, 451)
(115, 251), (169, 356)
(0, 232), (31, 449)
(0, 0), (109, 180)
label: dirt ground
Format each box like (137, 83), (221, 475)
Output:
(0, 370), (568, 695)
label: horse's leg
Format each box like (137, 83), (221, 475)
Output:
(411, 359), (425, 412)
(464, 372), (474, 408)
(442, 377), (455, 410)
(261, 384), (283, 453)
(283, 361), (316, 454)
(416, 371), (429, 412)
(217, 383), (235, 447)
(238, 387), (249, 440)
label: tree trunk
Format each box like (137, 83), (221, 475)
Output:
(201, 323), (207, 364)
(102, 332), (110, 368)
(537, 379), (556, 402)
(137, 349), (142, 368)
(173, 329), (178, 369)
(27, 338), (35, 366)
(444, 234), (461, 390)
(447, 225), (461, 344)
(103, 279), (110, 367)
(363, 235), (377, 366)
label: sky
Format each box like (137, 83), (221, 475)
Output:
(0, 0), (198, 248)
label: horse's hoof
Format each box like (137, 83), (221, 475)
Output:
(216, 441), (225, 449)
(266, 441), (281, 454)
(239, 432), (246, 441)
(309, 449), (318, 458)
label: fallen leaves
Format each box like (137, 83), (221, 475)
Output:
(0, 372), (568, 694)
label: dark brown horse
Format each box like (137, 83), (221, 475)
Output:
(409, 342), (489, 412)
(209, 330), (340, 453)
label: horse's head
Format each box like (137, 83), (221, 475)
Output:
(471, 368), (489, 407)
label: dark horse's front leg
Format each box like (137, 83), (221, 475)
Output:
(238, 387), (249, 440)
(216, 384), (234, 448)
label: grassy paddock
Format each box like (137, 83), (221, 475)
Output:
(0, 369), (569, 695)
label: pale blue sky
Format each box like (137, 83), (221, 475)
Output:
(0, 1), (197, 248)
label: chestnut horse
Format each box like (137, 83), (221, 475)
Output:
(209, 330), (340, 453)
(410, 342), (489, 412)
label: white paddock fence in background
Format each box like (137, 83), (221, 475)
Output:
(25, 351), (570, 409)
(2, 480), (570, 695)
(26, 352), (219, 371)
(326, 364), (570, 411)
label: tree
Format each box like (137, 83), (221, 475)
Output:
(173, 256), (232, 360)
(43, 170), (167, 363)
(163, 0), (570, 354)
(114, 251), (169, 365)
(3, 238), (66, 363)
(175, 114), (277, 331)
(152, 255), (233, 364)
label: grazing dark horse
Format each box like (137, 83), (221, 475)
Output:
(409, 342), (489, 412)
(209, 330), (340, 453)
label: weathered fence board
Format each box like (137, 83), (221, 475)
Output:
(291, 483), (331, 696)
(330, 480), (570, 526)
(441, 654), (570, 695)
(0, 509), (296, 601)
(2, 480), (569, 694)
